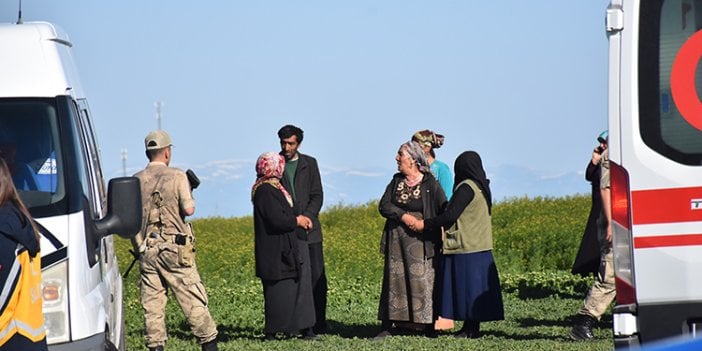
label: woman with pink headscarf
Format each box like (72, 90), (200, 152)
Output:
(252, 152), (317, 341)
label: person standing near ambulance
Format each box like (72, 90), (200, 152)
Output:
(571, 131), (609, 278)
(569, 131), (616, 341)
(0, 158), (47, 351)
(133, 130), (218, 351)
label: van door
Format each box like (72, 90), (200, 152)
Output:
(611, 0), (702, 346)
(73, 98), (123, 349)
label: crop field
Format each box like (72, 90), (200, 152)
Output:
(115, 195), (613, 350)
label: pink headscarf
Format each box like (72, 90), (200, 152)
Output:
(251, 152), (293, 207)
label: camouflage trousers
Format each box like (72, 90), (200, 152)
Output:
(139, 241), (217, 348)
(578, 246), (616, 320)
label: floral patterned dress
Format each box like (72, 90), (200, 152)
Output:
(378, 179), (436, 324)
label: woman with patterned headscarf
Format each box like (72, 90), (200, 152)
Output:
(412, 129), (453, 199)
(252, 152), (318, 341)
(375, 141), (447, 339)
(416, 151), (504, 339)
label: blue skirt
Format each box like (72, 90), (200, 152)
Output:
(440, 250), (505, 321)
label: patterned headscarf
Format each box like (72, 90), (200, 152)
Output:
(412, 129), (445, 149)
(251, 152), (293, 207)
(400, 141), (431, 173)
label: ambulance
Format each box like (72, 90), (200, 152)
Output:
(606, 0), (702, 347)
(0, 22), (141, 350)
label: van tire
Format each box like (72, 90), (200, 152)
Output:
(104, 326), (119, 351)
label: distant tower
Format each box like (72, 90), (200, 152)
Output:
(121, 148), (128, 177)
(155, 101), (163, 130)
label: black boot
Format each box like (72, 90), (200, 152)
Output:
(201, 339), (218, 351)
(301, 328), (319, 341)
(455, 320), (481, 339)
(424, 324), (438, 338)
(373, 320), (393, 340)
(569, 314), (596, 341)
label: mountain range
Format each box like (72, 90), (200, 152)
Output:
(180, 160), (591, 218)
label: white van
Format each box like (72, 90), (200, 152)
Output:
(606, 0), (702, 347)
(0, 22), (141, 350)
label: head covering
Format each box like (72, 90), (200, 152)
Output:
(597, 130), (608, 144)
(144, 130), (173, 150)
(251, 152), (293, 206)
(412, 129), (445, 149)
(401, 141), (431, 173)
(454, 151), (492, 214)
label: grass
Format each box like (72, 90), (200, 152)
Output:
(115, 196), (613, 350)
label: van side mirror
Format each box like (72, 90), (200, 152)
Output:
(95, 177), (142, 238)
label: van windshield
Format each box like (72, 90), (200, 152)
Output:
(640, 0), (702, 165)
(0, 99), (65, 209)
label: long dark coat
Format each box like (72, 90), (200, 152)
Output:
(279, 153), (324, 243)
(253, 183), (300, 281)
(571, 160), (602, 277)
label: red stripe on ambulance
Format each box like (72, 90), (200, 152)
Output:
(634, 234), (702, 249)
(631, 187), (702, 225)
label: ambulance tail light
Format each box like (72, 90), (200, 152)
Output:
(610, 161), (637, 305)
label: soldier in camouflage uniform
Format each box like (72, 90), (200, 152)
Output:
(133, 130), (218, 351)
(570, 132), (616, 341)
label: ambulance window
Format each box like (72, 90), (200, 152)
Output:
(640, 0), (702, 165)
(0, 99), (65, 208)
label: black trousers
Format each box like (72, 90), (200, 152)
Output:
(308, 241), (328, 331)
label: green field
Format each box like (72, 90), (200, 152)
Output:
(115, 195), (613, 350)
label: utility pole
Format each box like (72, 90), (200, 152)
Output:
(121, 148), (127, 177)
(155, 101), (163, 130)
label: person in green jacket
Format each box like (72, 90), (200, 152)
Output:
(414, 151), (504, 338)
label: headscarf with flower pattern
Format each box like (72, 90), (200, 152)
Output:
(412, 129), (445, 149)
(401, 141), (431, 173)
(251, 152), (293, 207)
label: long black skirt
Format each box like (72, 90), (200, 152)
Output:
(440, 250), (504, 322)
(261, 240), (316, 333)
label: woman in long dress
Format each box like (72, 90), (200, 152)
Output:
(376, 141), (447, 338)
(252, 152), (317, 340)
(418, 151), (504, 338)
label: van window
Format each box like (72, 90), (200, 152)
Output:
(640, 0), (702, 165)
(75, 100), (106, 218)
(0, 99), (65, 208)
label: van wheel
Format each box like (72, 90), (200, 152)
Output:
(104, 328), (119, 351)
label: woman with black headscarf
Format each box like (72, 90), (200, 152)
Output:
(416, 151), (504, 338)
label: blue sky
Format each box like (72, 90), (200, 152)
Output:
(0, 1), (611, 217)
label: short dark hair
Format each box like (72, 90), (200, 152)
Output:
(277, 124), (304, 143)
(146, 147), (168, 160)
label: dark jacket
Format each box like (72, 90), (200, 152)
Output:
(379, 171), (447, 259)
(571, 160), (602, 277)
(0, 203), (39, 260)
(280, 153), (324, 243)
(253, 183), (301, 281)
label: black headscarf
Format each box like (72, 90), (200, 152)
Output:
(454, 151), (492, 214)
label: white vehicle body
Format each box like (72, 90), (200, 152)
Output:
(0, 22), (140, 351)
(606, 0), (702, 347)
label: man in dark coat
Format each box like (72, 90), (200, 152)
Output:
(278, 124), (328, 334)
(571, 132), (608, 277)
